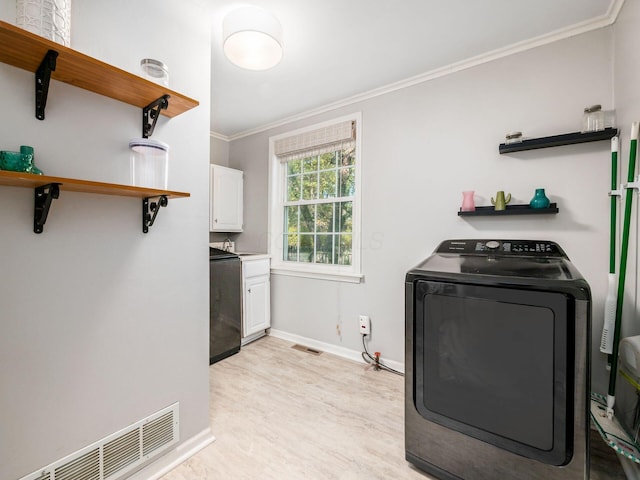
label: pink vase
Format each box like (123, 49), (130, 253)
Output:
(461, 191), (476, 212)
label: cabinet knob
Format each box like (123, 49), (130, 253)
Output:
(214, 218), (218, 223)
(248, 288), (252, 293)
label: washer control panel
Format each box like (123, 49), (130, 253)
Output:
(436, 239), (565, 257)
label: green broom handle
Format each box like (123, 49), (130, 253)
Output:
(610, 137), (618, 274)
(609, 124), (638, 398)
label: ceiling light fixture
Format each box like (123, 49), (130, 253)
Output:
(223, 6), (283, 71)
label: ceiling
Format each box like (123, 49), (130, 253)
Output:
(208, 0), (620, 139)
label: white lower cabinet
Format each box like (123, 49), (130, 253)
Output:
(241, 256), (271, 341)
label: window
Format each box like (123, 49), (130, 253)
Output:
(269, 113), (362, 283)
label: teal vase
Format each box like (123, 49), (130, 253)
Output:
(529, 188), (550, 209)
(19, 146), (43, 175)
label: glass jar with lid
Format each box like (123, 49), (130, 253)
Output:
(140, 59), (169, 87)
(582, 105), (604, 133)
(505, 131), (523, 145)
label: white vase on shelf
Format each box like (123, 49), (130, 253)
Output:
(16, 0), (71, 47)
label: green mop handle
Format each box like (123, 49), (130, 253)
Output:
(609, 122), (639, 400)
(610, 137), (618, 274)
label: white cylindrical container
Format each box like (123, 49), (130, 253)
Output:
(16, 0), (71, 46)
(129, 138), (169, 190)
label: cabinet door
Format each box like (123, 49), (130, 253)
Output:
(210, 165), (243, 232)
(243, 275), (271, 336)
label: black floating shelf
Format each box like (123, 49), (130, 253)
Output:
(499, 128), (618, 154)
(458, 203), (559, 217)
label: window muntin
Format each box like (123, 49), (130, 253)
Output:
(283, 147), (354, 266)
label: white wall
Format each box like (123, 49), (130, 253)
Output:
(0, 1), (211, 479)
(227, 134), (270, 250)
(211, 135), (230, 167)
(229, 27), (616, 392)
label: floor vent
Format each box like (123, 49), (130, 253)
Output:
(292, 344), (322, 356)
(19, 403), (179, 480)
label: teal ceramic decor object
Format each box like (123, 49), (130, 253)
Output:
(20, 146), (43, 175)
(0, 151), (27, 171)
(530, 188), (551, 209)
(0, 146), (43, 175)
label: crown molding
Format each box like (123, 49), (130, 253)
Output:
(608, 0), (625, 21)
(209, 131), (231, 142)
(216, 1), (625, 142)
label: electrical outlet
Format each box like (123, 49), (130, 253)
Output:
(359, 315), (370, 335)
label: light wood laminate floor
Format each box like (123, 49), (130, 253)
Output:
(162, 335), (625, 480)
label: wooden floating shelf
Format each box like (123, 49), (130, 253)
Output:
(458, 203), (559, 217)
(0, 170), (189, 234)
(0, 170), (190, 199)
(0, 20), (199, 118)
(499, 128), (618, 154)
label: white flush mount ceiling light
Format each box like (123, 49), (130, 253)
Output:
(223, 6), (283, 71)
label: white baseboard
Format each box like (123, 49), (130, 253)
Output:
(129, 427), (216, 480)
(269, 329), (405, 374)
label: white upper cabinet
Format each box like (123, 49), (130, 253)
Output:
(210, 165), (243, 232)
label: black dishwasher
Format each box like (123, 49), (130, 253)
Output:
(209, 247), (241, 364)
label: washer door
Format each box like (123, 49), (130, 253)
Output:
(414, 280), (572, 466)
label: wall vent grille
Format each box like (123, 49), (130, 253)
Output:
(19, 403), (179, 480)
(103, 429), (140, 478)
(143, 411), (174, 457)
(54, 449), (100, 480)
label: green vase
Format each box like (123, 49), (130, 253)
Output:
(529, 188), (550, 209)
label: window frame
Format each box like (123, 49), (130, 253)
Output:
(268, 113), (363, 283)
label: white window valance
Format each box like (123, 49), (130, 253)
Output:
(275, 120), (355, 162)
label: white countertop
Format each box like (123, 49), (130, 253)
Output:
(209, 243), (269, 261)
(236, 253), (271, 261)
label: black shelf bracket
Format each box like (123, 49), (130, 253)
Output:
(142, 95), (170, 138)
(142, 195), (168, 233)
(34, 183), (61, 233)
(35, 49), (59, 120)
